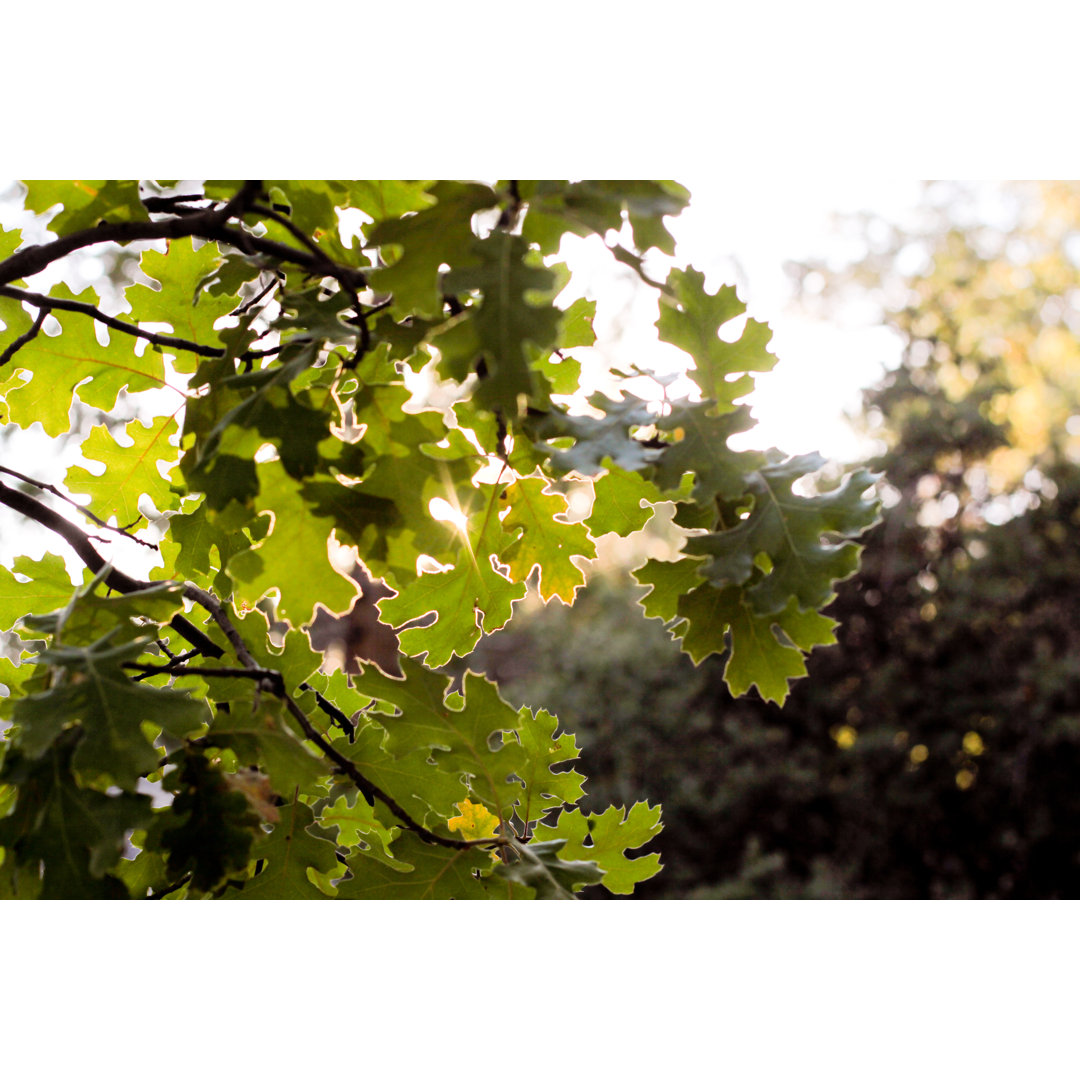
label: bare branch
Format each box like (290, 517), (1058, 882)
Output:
(0, 464), (158, 550)
(174, 585), (489, 851)
(0, 197), (366, 290)
(0, 284), (279, 364)
(181, 582), (257, 670)
(0, 306), (46, 369)
(147, 873), (192, 900)
(0, 479), (224, 659)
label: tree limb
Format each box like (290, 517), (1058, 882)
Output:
(0, 284), (279, 364)
(170, 589), (493, 851)
(0, 479), (224, 659)
(0, 188), (366, 291)
(0, 464), (158, 549)
(0, 306), (46, 368)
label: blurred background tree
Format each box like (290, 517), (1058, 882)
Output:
(467, 181), (1080, 898)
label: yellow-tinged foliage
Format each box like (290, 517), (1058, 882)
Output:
(447, 799), (500, 842)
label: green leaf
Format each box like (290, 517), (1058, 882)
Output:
(339, 721), (471, 828)
(657, 268), (777, 412)
(349, 661), (528, 822)
(653, 401), (764, 502)
(683, 455), (881, 615)
(520, 180), (688, 259)
(378, 502), (525, 666)
(339, 180), (436, 226)
(22, 180), (146, 234)
(0, 292), (34, 360)
(11, 634), (207, 789)
(493, 837), (603, 899)
(587, 468), (661, 537)
(206, 698), (329, 799)
(318, 790), (399, 860)
(558, 296), (597, 349)
(443, 232), (563, 416)
(529, 392), (660, 477)
(0, 733), (153, 899)
(511, 708), (586, 827)
(337, 830), (499, 899)
(227, 460), (359, 625)
(717, 593), (838, 704)
(147, 750), (261, 893)
(0, 553), (77, 634)
(158, 497), (256, 593)
(500, 477), (595, 603)
(369, 181), (499, 318)
(66, 417), (181, 523)
(224, 798), (340, 899)
(127, 239), (238, 373)
(530, 803), (662, 895)
(633, 556), (709, 622)
(1, 283), (171, 436)
(113, 834), (172, 899)
(26, 577), (186, 649)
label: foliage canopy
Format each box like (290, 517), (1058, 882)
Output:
(491, 182), (1080, 900)
(0, 180), (878, 899)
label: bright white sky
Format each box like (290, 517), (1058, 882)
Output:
(556, 177), (924, 463)
(671, 177), (922, 459)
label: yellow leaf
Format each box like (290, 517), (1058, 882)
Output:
(447, 799), (500, 841)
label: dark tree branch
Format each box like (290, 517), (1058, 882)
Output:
(0, 479), (224, 659)
(0, 306), (46, 368)
(0, 187), (366, 291)
(181, 582), (257, 670)
(147, 872), (192, 900)
(276, 687), (494, 850)
(0, 284), (279, 364)
(0, 464), (158, 550)
(299, 680), (357, 740)
(174, 588), (493, 851)
(141, 193), (207, 214)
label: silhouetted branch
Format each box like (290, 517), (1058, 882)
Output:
(175, 586), (493, 851)
(0, 285), (279, 364)
(0, 190), (366, 290)
(0, 479), (224, 659)
(0, 464), (158, 549)
(0, 306), (46, 368)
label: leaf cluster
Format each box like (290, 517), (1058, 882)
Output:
(0, 179), (877, 898)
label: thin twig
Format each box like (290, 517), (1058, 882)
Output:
(300, 680), (356, 740)
(235, 271), (283, 317)
(0, 479), (224, 659)
(148, 872), (192, 900)
(181, 583), (257, 670)
(0, 464), (158, 549)
(174, 587), (494, 851)
(124, 662), (276, 680)
(0, 285), (279, 364)
(0, 306), (46, 368)
(0, 199), (366, 291)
